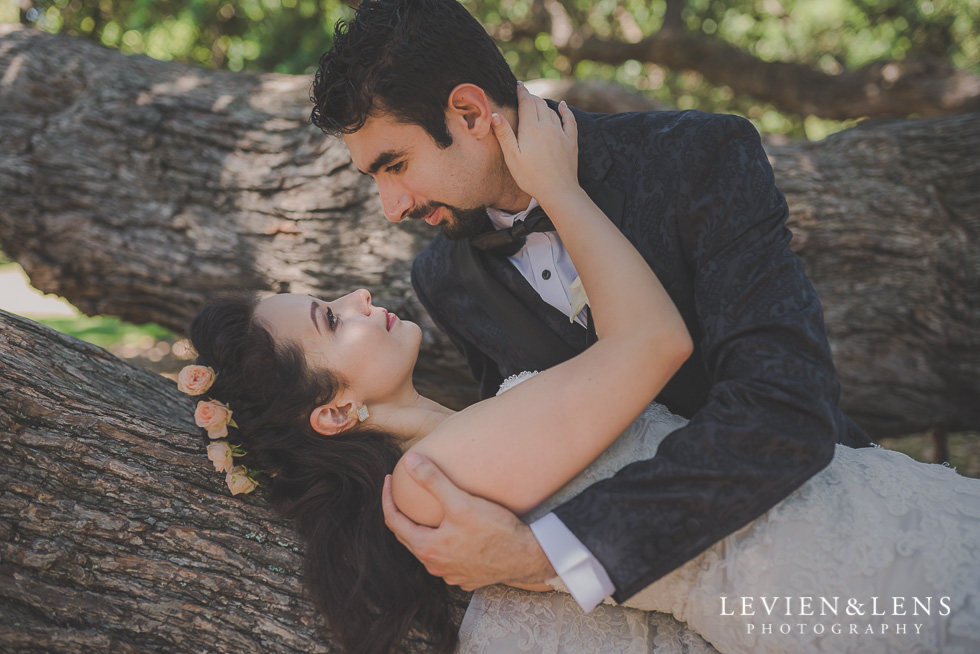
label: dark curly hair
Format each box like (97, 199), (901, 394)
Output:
(188, 292), (457, 654)
(310, 0), (518, 147)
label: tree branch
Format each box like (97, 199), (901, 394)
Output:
(564, 29), (980, 119)
(661, 0), (685, 33)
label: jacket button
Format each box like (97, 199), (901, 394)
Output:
(541, 269), (552, 280)
(685, 517), (701, 536)
(657, 535), (674, 552)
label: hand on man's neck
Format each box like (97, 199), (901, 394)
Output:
(490, 105), (535, 214)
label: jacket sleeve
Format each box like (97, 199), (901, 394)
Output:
(553, 114), (843, 602)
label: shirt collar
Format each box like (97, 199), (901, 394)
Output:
(486, 198), (540, 231)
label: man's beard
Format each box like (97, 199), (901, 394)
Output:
(406, 202), (489, 241)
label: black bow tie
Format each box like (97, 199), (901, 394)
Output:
(470, 206), (555, 256)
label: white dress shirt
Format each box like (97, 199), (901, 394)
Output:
(486, 200), (615, 612)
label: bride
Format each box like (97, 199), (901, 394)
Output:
(186, 94), (980, 653)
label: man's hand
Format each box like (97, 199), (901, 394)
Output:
(382, 452), (556, 591)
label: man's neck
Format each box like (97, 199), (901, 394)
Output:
(486, 116), (533, 213)
(492, 182), (533, 215)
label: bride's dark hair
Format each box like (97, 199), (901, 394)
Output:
(188, 292), (458, 654)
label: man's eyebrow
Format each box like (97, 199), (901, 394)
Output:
(310, 299), (321, 334)
(359, 150), (405, 176)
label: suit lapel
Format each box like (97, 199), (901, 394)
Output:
(449, 238), (578, 370)
(482, 252), (590, 354)
(566, 103), (628, 231)
(449, 104), (624, 368)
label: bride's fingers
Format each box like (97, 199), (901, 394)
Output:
(516, 81), (539, 127)
(522, 85), (560, 128)
(535, 93), (561, 127)
(559, 101), (578, 141)
(491, 112), (519, 162)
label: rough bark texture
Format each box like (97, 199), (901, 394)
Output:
(1, 26), (979, 437)
(767, 115), (980, 437)
(0, 309), (466, 652)
(0, 309), (333, 652)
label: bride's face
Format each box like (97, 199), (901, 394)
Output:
(254, 290), (421, 403)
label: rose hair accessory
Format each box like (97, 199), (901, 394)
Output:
(178, 364), (258, 495)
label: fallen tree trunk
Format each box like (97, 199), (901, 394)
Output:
(1, 26), (978, 437)
(0, 309), (464, 652)
(768, 115), (980, 437)
(0, 309), (332, 652)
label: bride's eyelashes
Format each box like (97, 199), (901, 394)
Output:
(324, 306), (337, 331)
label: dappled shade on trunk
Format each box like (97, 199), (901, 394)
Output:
(0, 25), (978, 438)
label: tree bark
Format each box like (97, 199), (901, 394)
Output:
(0, 309), (331, 652)
(0, 309), (466, 652)
(1, 26), (978, 437)
(767, 115), (980, 437)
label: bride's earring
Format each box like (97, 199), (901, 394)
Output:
(348, 404), (370, 423)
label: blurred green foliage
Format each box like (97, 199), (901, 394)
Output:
(1, 252), (175, 351)
(19, 0), (980, 138)
(35, 314), (173, 351)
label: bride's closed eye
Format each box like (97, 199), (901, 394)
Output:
(325, 307), (337, 331)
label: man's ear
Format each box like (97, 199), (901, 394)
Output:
(447, 83), (494, 137)
(310, 402), (357, 436)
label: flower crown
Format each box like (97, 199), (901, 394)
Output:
(178, 364), (258, 495)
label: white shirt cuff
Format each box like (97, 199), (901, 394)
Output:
(529, 512), (615, 612)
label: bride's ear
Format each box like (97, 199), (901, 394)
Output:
(310, 402), (357, 436)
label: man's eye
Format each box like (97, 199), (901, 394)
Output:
(384, 162), (403, 174)
(326, 307), (337, 330)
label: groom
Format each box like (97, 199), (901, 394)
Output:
(311, 0), (872, 609)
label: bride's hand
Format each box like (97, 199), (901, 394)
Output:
(491, 83), (579, 207)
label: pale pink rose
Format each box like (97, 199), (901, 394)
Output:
(206, 441), (234, 474)
(194, 400), (234, 439)
(177, 365), (216, 395)
(226, 465), (258, 495)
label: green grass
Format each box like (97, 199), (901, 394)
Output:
(1, 249), (174, 350)
(34, 315), (174, 350)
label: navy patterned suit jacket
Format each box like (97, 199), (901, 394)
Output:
(411, 106), (872, 603)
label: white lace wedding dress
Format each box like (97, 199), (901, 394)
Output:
(457, 372), (980, 654)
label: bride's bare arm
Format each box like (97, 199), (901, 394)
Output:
(392, 87), (692, 527)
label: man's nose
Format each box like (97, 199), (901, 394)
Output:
(378, 179), (411, 222)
